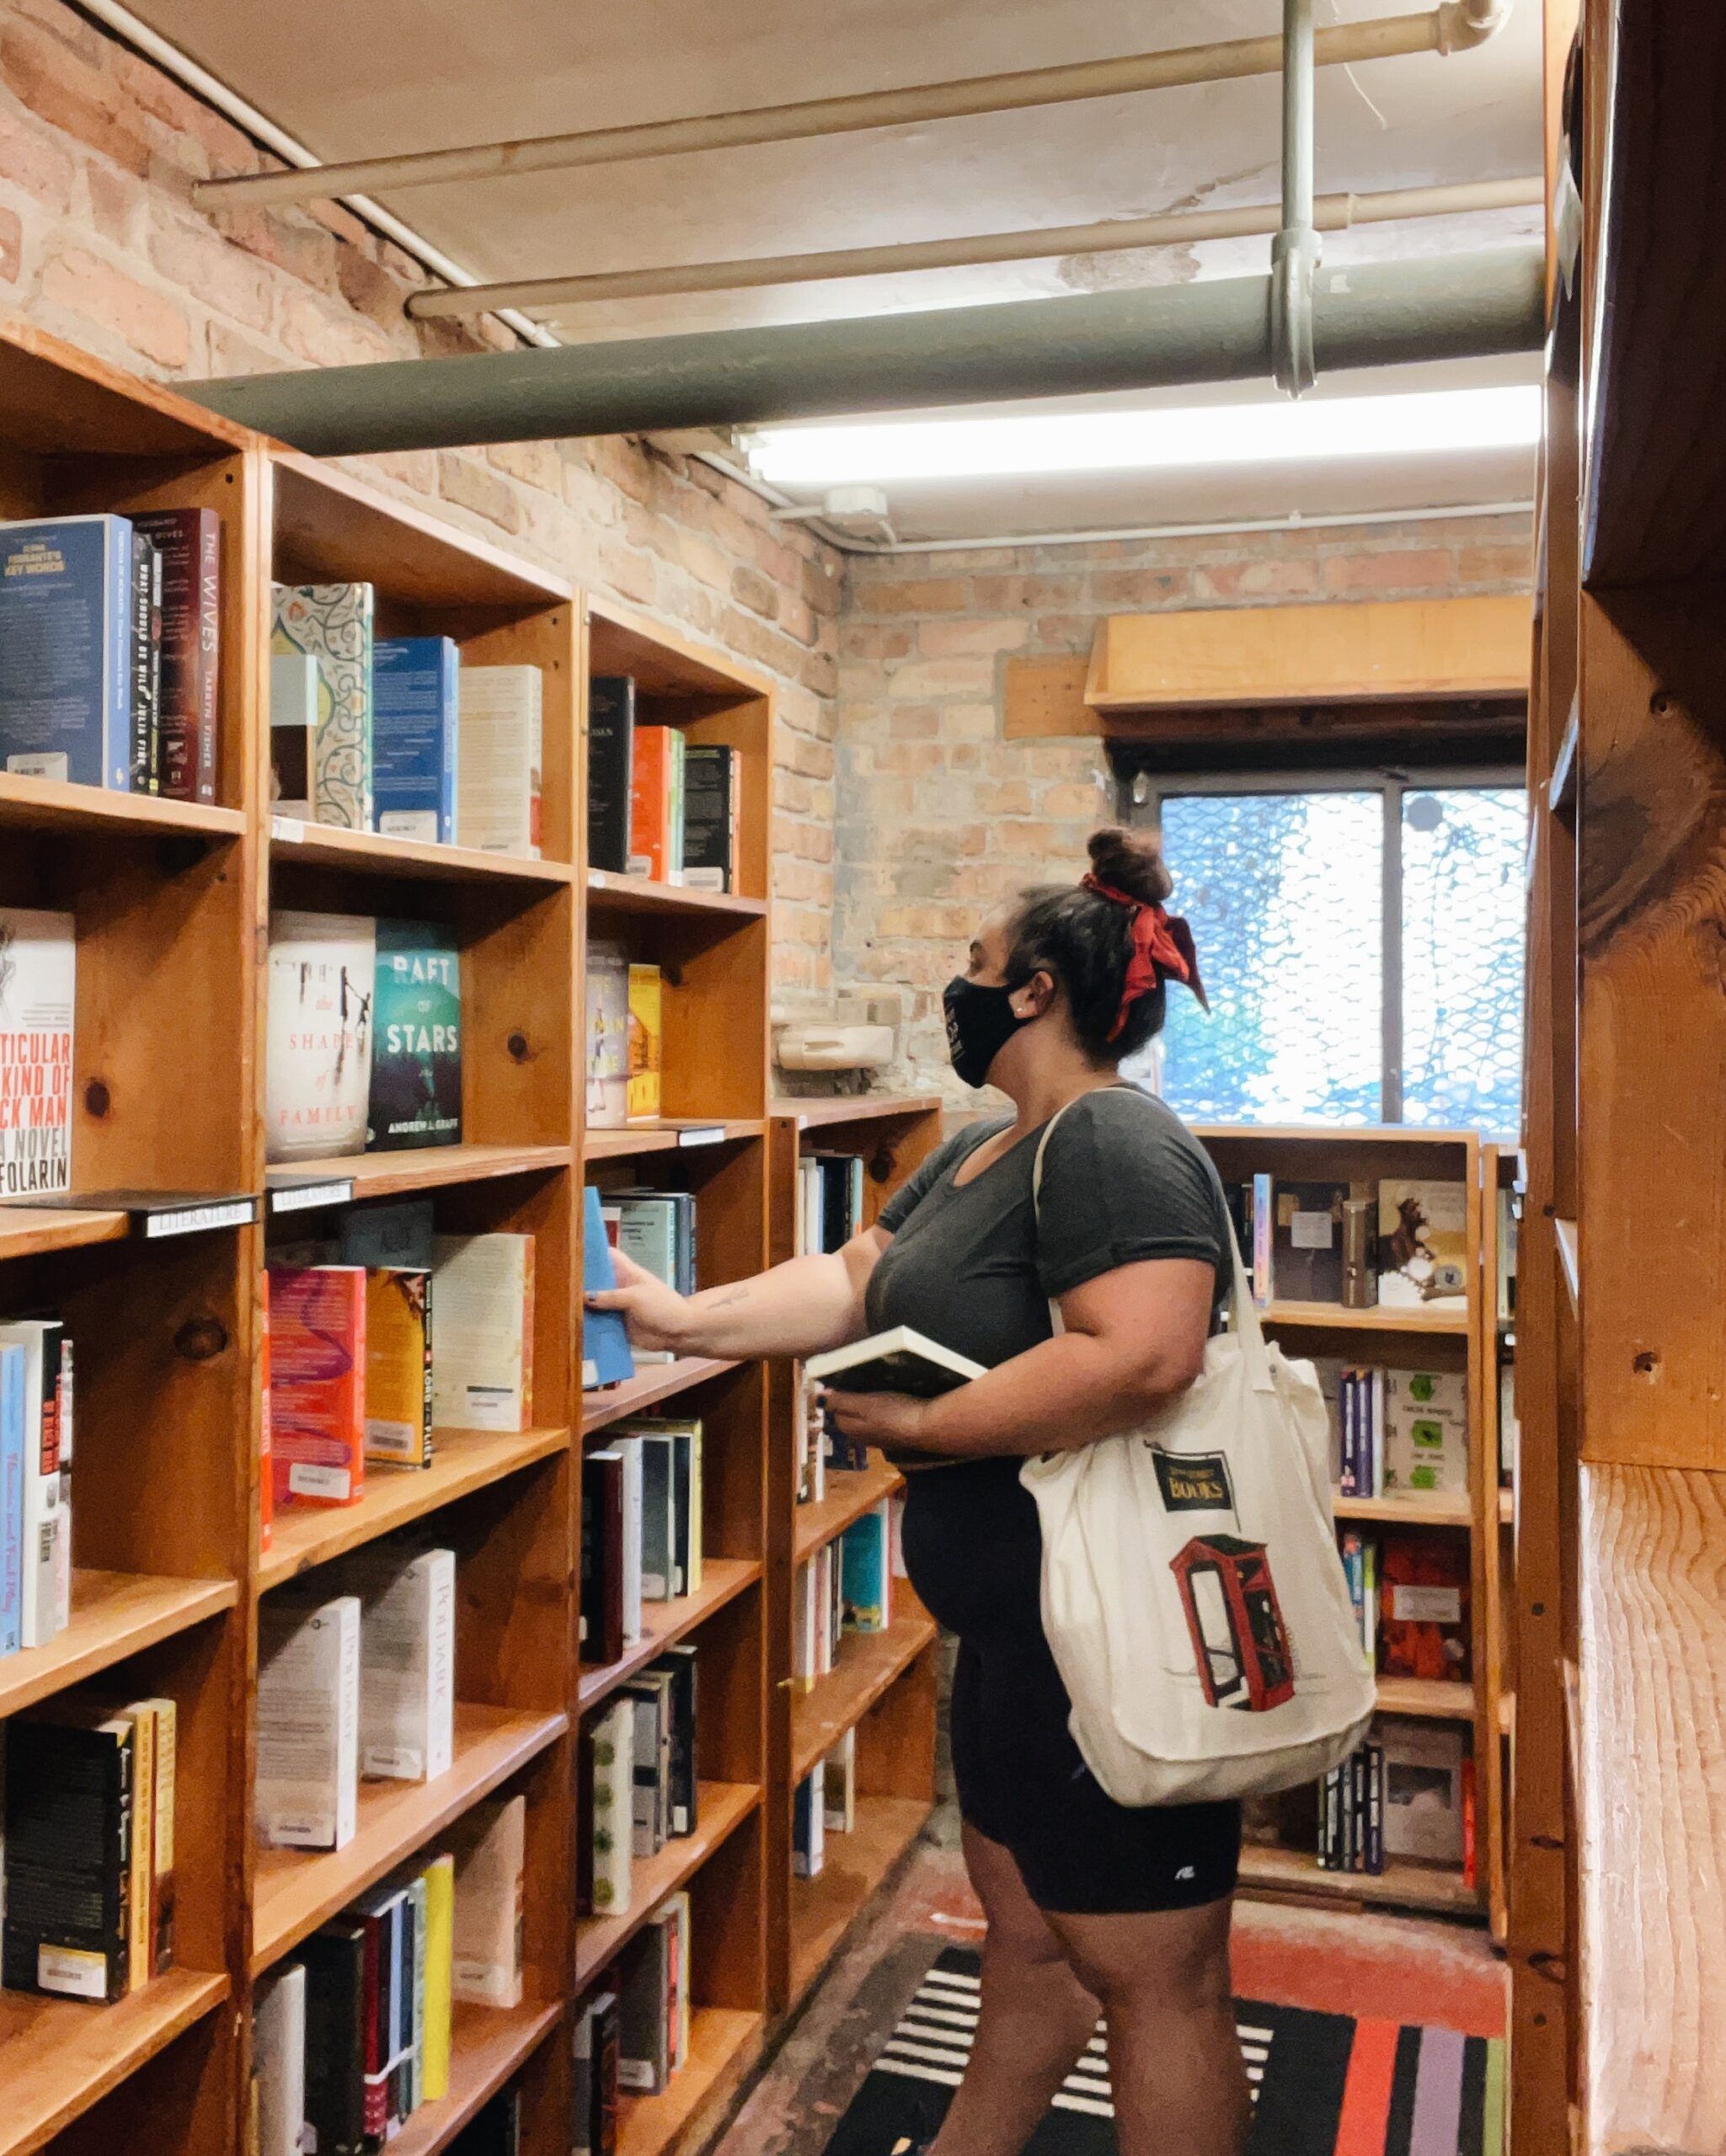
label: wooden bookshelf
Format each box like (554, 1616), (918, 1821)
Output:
(1237, 1842), (1482, 1915)
(613, 2009), (766, 2156)
(574, 1780), (762, 1985)
(766, 1095), (945, 2015)
(387, 2001), (564, 2156)
(0, 1573), (237, 1720)
(577, 1558), (762, 1712)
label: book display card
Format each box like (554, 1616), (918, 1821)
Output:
(368, 918), (462, 1151)
(0, 906), (75, 1199)
(272, 582), (375, 830)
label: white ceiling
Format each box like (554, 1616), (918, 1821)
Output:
(136, 0), (1546, 541)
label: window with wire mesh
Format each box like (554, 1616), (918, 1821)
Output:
(1125, 782), (1525, 1134)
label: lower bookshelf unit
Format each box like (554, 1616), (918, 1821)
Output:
(789, 1794), (932, 2005)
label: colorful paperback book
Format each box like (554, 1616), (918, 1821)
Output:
(128, 528), (161, 794)
(364, 1267), (433, 1466)
(1377, 1180), (1469, 1307)
(0, 515), (132, 792)
(1272, 1181), (1347, 1304)
(131, 508), (219, 803)
(582, 1185), (636, 1390)
(431, 1232), (536, 1430)
(1382, 1369), (1469, 1495)
(628, 722), (679, 883)
(585, 940), (630, 1129)
(373, 636), (458, 843)
(368, 918), (462, 1150)
(272, 583), (375, 830)
(0, 1342), (23, 1657)
(840, 1504), (890, 1631)
(267, 1264), (366, 1508)
(265, 910), (375, 1163)
(0, 1318), (67, 1649)
(626, 964), (662, 1122)
(0, 906), (75, 1199)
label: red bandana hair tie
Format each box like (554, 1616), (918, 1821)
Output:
(1081, 873), (1210, 1039)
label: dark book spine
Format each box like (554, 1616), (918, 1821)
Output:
(581, 1454), (625, 1668)
(660, 1646), (697, 1837)
(671, 1437), (691, 1598)
(301, 1924), (369, 2156)
(133, 508), (221, 804)
(1349, 1747), (1367, 1874)
(681, 742), (734, 891)
(1365, 1742), (1385, 1875)
(587, 675), (635, 873)
(361, 1913), (387, 2138)
(128, 531), (157, 794)
(595, 1989), (621, 2156)
(0, 1720), (131, 1999)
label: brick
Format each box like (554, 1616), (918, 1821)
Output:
(40, 245), (189, 367)
(0, 22), (152, 178)
(1194, 558), (1321, 601)
(151, 213), (274, 332)
(1322, 547), (1455, 595)
(886, 655), (996, 699)
(85, 161), (145, 243)
(0, 106), (76, 207)
(868, 577), (971, 615)
(487, 437), (565, 495)
(336, 244), (411, 334)
(917, 616), (1028, 657)
(205, 320), (283, 379)
(1458, 542), (1532, 586)
(0, 205), (20, 283)
(278, 287), (396, 369)
(216, 205), (339, 296)
(437, 450), (521, 533)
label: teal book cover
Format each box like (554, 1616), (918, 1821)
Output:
(368, 918), (462, 1150)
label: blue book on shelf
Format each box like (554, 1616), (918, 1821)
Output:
(582, 1183), (636, 1390)
(0, 1341), (25, 1657)
(840, 1508), (889, 1632)
(373, 637), (459, 844)
(0, 515), (133, 791)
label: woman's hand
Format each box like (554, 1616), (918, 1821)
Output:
(585, 1247), (692, 1354)
(818, 1387), (933, 1454)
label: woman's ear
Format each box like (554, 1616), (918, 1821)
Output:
(1012, 969), (1057, 1020)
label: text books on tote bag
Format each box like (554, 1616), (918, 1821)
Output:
(1018, 1103), (1374, 1806)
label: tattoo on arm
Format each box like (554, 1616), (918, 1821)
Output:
(710, 1285), (751, 1310)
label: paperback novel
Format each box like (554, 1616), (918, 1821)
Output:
(369, 918), (462, 1151)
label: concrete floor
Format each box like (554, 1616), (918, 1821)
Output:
(713, 1823), (1505, 2156)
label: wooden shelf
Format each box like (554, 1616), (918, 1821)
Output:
(1376, 1676), (1478, 1721)
(252, 1704), (568, 1974)
(583, 1358), (740, 1434)
(265, 1144), (570, 1202)
(0, 770), (245, 841)
(269, 814), (571, 886)
(0, 1204), (130, 1263)
(1333, 1489), (1472, 1528)
(771, 1095), (944, 1129)
(1238, 1842), (1480, 1913)
(387, 2000), (563, 2156)
(0, 1571), (238, 1720)
(578, 1559), (761, 1712)
(1193, 1123), (1475, 1149)
(258, 1427), (570, 1593)
(788, 1794), (929, 2008)
(575, 1780), (761, 1986)
(587, 868), (767, 921)
(614, 2007), (766, 2156)
(585, 1120), (765, 1160)
(791, 1612), (938, 1781)
(1262, 1299), (1472, 1336)
(794, 1461), (905, 1566)
(0, 1968), (231, 2156)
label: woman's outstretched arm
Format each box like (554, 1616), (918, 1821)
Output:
(585, 1226), (889, 1363)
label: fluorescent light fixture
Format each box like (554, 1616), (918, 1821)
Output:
(746, 385), (1542, 487)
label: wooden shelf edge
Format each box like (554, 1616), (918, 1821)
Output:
(1237, 1843), (1481, 1915)
(585, 1121), (765, 1161)
(582, 1358), (741, 1434)
(787, 1794), (931, 2011)
(1333, 1490), (1472, 1528)
(771, 1095), (945, 1129)
(0, 771), (246, 841)
(1376, 1677), (1478, 1721)
(1263, 1299), (1472, 1337)
(575, 1780), (761, 1987)
(578, 1561), (762, 1713)
(1554, 1217), (1579, 1309)
(0, 1572), (238, 1721)
(791, 1614), (938, 1781)
(270, 816), (572, 886)
(0, 1205), (131, 1262)
(0, 1967), (230, 2156)
(793, 1463), (906, 1566)
(265, 1143), (571, 1201)
(258, 1427), (571, 1593)
(386, 1999), (564, 2156)
(586, 869), (767, 921)
(252, 1705), (569, 1975)
(586, 592), (775, 702)
(613, 2007), (766, 2156)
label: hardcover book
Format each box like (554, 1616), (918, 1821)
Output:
(0, 1317), (68, 1648)
(0, 906), (75, 1199)
(340, 1197), (436, 1272)
(450, 1793), (526, 2008)
(581, 1447), (626, 1669)
(131, 507), (220, 803)
(840, 1504), (890, 1631)
(616, 1914), (674, 2091)
(272, 583), (375, 830)
(628, 721), (678, 883)
(1271, 1181), (1348, 1304)
(805, 1326), (985, 1396)
(1382, 1368), (1469, 1495)
(267, 1265), (367, 1508)
(0, 1341), (24, 1657)
(373, 637), (459, 844)
(421, 1851), (456, 2104)
(457, 664), (542, 857)
(1376, 1180), (1469, 1307)
(363, 1267), (434, 1467)
(585, 939), (630, 1128)
(1379, 1533), (1471, 1684)
(682, 741), (736, 892)
(265, 910), (376, 1163)
(0, 515), (132, 791)
(581, 1185), (636, 1390)
(254, 1961), (308, 2156)
(582, 1694), (635, 1917)
(431, 1232), (536, 1431)
(354, 1545), (455, 1782)
(269, 648), (318, 818)
(368, 918), (462, 1151)
(299, 1919), (369, 2156)
(588, 674), (635, 873)
(626, 963), (662, 1122)
(255, 1594), (361, 1849)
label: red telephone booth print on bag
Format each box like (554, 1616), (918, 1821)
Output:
(1170, 1534), (1296, 1711)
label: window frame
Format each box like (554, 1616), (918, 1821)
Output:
(1119, 762), (1526, 1127)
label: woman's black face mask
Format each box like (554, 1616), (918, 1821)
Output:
(943, 974), (1032, 1089)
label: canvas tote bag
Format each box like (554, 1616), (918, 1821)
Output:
(1019, 1106), (1376, 1806)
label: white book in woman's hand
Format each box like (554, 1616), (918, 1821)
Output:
(805, 1326), (985, 1397)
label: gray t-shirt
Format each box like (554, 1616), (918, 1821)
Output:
(865, 1084), (1231, 1369)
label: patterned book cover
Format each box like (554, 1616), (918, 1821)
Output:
(265, 1265), (366, 1508)
(272, 583), (374, 830)
(265, 911), (375, 1163)
(363, 1267), (433, 1467)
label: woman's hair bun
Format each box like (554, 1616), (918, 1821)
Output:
(1086, 826), (1173, 907)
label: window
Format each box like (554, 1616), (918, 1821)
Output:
(1123, 774), (1526, 1135)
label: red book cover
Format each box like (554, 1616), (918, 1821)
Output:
(360, 1911), (386, 2139)
(131, 508), (219, 804)
(259, 1269), (272, 1551)
(1379, 1532), (1471, 1684)
(266, 1265), (366, 1508)
(628, 723), (674, 883)
(1461, 1755), (1478, 1888)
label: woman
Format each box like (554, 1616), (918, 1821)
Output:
(587, 829), (1248, 2156)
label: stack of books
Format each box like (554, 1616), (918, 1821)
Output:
(792, 1729), (860, 1881)
(588, 674), (739, 892)
(599, 1188), (697, 1366)
(271, 590), (542, 857)
(1319, 1716), (1473, 1880)
(793, 1503), (893, 1690)
(250, 1793), (525, 2153)
(580, 1422), (705, 1665)
(0, 511), (222, 803)
(571, 1891), (693, 2143)
(2, 1689), (178, 1999)
(578, 1646), (698, 1919)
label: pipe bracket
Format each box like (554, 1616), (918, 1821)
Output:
(1270, 230), (1320, 396)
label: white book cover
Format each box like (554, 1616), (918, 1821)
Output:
(450, 1792), (525, 2008)
(253, 1961), (307, 2156)
(255, 1594), (361, 1849)
(355, 1546), (455, 1782)
(618, 1435), (644, 1646)
(268, 648), (319, 819)
(823, 1727), (857, 1833)
(0, 1321), (64, 1649)
(265, 910), (375, 1163)
(590, 1695), (635, 1915)
(0, 907), (75, 1200)
(1383, 1369), (1470, 1496)
(430, 1233), (534, 1431)
(584, 941), (629, 1129)
(457, 664), (542, 857)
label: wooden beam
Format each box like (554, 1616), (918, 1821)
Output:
(1001, 652), (1099, 739)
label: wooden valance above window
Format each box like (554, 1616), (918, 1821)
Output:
(1003, 594), (1533, 741)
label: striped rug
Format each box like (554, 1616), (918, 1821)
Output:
(823, 1948), (1506, 2156)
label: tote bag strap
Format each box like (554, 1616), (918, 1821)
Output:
(1030, 1094), (1276, 1396)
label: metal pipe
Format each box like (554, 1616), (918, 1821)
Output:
(191, 1), (1510, 214)
(74, 0), (558, 349)
(826, 499), (1536, 558)
(403, 176), (1542, 319)
(181, 245), (1545, 457)
(1271, 0), (1320, 396)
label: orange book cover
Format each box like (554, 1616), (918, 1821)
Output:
(1378, 1532), (1471, 1684)
(267, 1264), (366, 1508)
(259, 1268), (273, 1550)
(628, 723), (674, 882)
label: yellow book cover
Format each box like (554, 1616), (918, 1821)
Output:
(421, 1850), (456, 2102)
(141, 1694), (176, 1973)
(626, 963), (663, 1123)
(364, 1267), (433, 1466)
(117, 1701), (156, 1993)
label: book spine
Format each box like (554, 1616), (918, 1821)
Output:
(107, 517), (133, 790)
(125, 1703), (155, 1991)
(147, 1694), (176, 1972)
(1365, 1742), (1385, 1875)
(192, 512), (219, 801)
(0, 1348), (23, 1657)
(128, 533), (153, 793)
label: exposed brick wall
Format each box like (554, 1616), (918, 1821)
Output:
(836, 517), (1534, 1101)
(0, 0), (840, 994)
